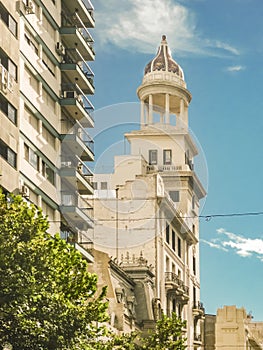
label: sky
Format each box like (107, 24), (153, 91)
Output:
(89, 0), (263, 320)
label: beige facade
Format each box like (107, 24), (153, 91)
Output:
(89, 249), (156, 334)
(0, 0), (95, 261)
(204, 306), (263, 350)
(88, 36), (206, 349)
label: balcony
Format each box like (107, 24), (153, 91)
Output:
(62, 0), (95, 28)
(193, 301), (205, 318)
(61, 229), (94, 262)
(60, 10), (95, 61)
(70, 242), (94, 262)
(60, 157), (93, 195)
(60, 193), (93, 229)
(61, 48), (94, 94)
(60, 84), (94, 127)
(165, 272), (189, 301)
(61, 121), (94, 161)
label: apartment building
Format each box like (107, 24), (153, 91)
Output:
(89, 36), (206, 349)
(204, 306), (263, 350)
(0, 0), (95, 261)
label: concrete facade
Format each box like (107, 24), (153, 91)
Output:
(87, 36), (206, 349)
(204, 306), (263, 350)
(0, 0), (95, 262)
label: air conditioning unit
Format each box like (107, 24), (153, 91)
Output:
(56, 42), (66, 56)
(0, 65), (8, 93)
(24, 0), (35, 14)
(64, 90), (77, 99)
(21, 185), (30, 198)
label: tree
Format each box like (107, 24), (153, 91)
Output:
(141, 312), (187, 350)
(0, 193), (108, 350)
(87, 313), (186, 350)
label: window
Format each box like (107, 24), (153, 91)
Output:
(42, 50), (55, 76)
(42, 13), (55, 40)
(24, 30), (39, 55)
(42, 200), (55, 220)
(24, 144), (39, 170)
(172, 299), (176, 313)
(92, 182), (98, 190)
(42, 160), (55, 185)
(192, 195), (195, 210)
(0, 49), (17, 80)
(166, 225), (170, 243)
(193, 286), (196, 306)
(163, 149), (172, 165)
(25, 67), (38, 92)
(149, 149), (157, 165)
(169, 190), (179, 202)
(0, 93), (17, 124)
(101, 182), (107, 190)
(24, 106), (38, 131)
(0, 139), (16, 168)
(42, 87), (56, 112)
(42, 125), (56, 148)
(193, 256), (196, 275)
(178, 237), (181, 258)
(0, 3), (17, 37)
(172, 230), (175, 251)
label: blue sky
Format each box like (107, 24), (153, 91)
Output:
(90, 0), (263, 320)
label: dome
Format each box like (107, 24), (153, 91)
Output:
(144, 35), (184, 80)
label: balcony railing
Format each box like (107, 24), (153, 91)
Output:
(192, 301), (205, 318)
(61, 193), (93, 216)
(61, 119), (94, 154)
(61, 10), (94, 54)
(158, 165), (182, 172)
(165, 272), (189, 295)
(63, 48), (94, 78)
(193, 301), (205, 311)
(61, 83), (94, 115)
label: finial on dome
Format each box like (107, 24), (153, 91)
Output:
(144, 36), (184, 80)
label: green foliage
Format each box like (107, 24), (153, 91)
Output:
(84, 313), (186, 350)
(141, 312), (187, 350)
(0, 193), (108, 350)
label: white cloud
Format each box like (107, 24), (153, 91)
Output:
(201, 239), (228, 252)
(203, 228), (263, 261)
(226, 65), (246, 72)
(95, 0), (239, 57)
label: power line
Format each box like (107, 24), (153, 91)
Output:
(200, 211), (263, 221)
(49, 210), (263, 223)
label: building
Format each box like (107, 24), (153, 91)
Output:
(0, 0), (95, 261)
(88, 36), (206, 349)
(204, 305), (263, 350)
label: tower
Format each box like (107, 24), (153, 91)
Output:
(92, 36), (206, 348)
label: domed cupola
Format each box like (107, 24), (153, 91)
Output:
(144, 35), (184, 80)
(137, 36), (191, 128)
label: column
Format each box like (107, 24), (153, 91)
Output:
(149, 94), (153, 124)
(165, 93), (170, 124)
(179, 98), (185, 128)
(140, 99), (145, 126)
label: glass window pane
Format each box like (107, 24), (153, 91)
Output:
(163, 149), (172, 165)
(8, 15), (17, 37)
(7, 103), (16, 124)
